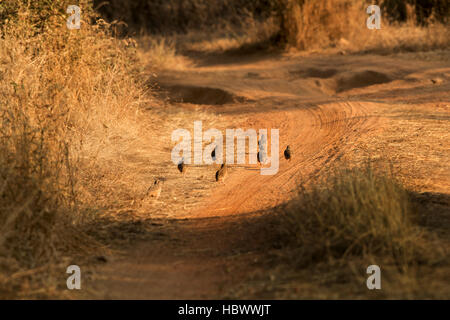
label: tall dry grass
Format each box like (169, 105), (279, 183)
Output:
(94, 0), (449, 62)
(276, 165), (443, 270)
(0, 0), (152, 297)
(280, 0), (450, 52)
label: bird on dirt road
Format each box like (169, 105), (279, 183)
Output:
(178, 158), (187, 175)
(215, 163), (228, 183)
(284, 145), (292, 161)
(211, 146), (217, 161)
(257, 135), (267, 165)
(257, 150), (266, 166)
(145, 179), (163, 200)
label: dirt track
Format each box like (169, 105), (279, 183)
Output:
(87, 51), (450, 299)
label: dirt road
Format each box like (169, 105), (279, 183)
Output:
(87, 50), (449, 299)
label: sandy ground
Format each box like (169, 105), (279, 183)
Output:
(84, 50), (449, 299)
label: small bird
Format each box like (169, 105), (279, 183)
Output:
(146, 179), (163, 200)
(215, 163), (228, 183)
(178, 158), (187, 175)
(258, 135), (267, 165)
(211, 146), (216, 161)
(257, 150), (265, 165)
(284, 145), (291, 161)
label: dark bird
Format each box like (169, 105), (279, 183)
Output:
(211, 146), (216, 161)
(178, 158), (187, 174)
(284, 145), (291, 161)
(258, 135), (267, 165)
(95, 256), (108, 263)
(215, 163), (228, 182)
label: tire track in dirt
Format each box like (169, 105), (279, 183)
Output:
(88, 99), (381, 299)
(188, 101), (380, 218)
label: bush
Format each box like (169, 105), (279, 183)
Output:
(277, 0), (449, 51)
(0, 0), (148, 296)
(278, 166), (430, 268)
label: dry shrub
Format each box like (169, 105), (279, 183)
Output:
(279, 0), (362, 49)
(0, 0), (151, 296)
(136, 36), (191, 70)
(278, 165), (440, 269)
(280, 0), (450, 52)
(94, 0), (448, 55)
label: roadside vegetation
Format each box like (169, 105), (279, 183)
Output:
(97, 0), (449, 62)
(0, 0), (151, 298)
(260, 165), (448, 298)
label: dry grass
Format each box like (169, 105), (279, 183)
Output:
(95, 0), (449, 55)
(180, 17), (279, 54)
(0, 0), (155, 297)
(228, 164), (449, 299)
(134, 15), (279, 71)
(276, 165), (440, 268)
(136, 36), (191, 70)
(280, 0), (450, 52)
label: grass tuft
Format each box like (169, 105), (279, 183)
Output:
(277, 165), (438, 269)
(279, 0), (449, 52)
